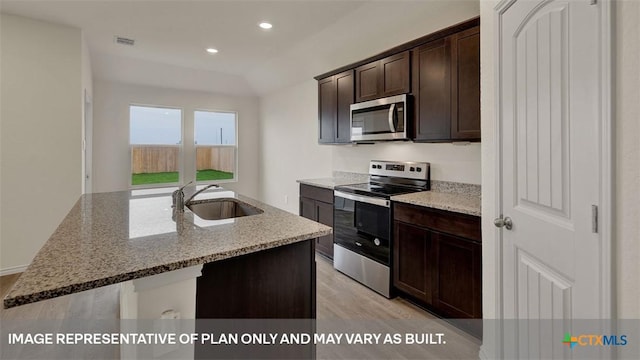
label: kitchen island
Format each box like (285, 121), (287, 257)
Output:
(3, 188), (330, 310)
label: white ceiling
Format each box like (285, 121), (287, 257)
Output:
(0, 1), (479, 96)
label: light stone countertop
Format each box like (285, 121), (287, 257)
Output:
(3, 189), (331, 308)
(391, 191), (481, 217)
(297, 177), (366, 190)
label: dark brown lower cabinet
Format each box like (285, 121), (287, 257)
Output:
(299, 184), (334, 259)
(393, 222), (432, 305)
(432, 231), (482, 319)
(393, 202), (481, 336)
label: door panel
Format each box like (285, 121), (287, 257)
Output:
(451, 27), (480, 139)
(393, 222), (431, 304)
(432, 232), (481, 319)
(355, 62), (380, 102)
(499, 0), (604, 357)
(515, 5), (569, 217)
(299, 197), (316, 221)
(381, 51), (410, 97)
(412, 38), (451, 140)
(318, 77), (336, 143)
(335, 70), (354, 143)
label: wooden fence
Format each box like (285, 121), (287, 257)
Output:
(131, 145), (179, 173)
(131, 145), (235, 174)
(196, 146), (235, 173)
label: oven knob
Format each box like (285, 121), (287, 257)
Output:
(371, 164), (376, 169)
(410, 167), (415, 172)
(374, 238), (381, 246)
(416, 167), (422, 172)
(377, 165), (382, 169)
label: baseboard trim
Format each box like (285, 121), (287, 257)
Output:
(0, 264), (28, 277)
(479, 346), (489, 360)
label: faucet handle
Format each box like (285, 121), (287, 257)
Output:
(178, 180), (194, 191)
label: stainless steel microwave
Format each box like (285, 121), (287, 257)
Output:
(350, 94), (409, 142)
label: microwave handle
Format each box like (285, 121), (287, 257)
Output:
(388, 103), (396, 132)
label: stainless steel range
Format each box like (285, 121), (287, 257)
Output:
(333, 160), (430, 297)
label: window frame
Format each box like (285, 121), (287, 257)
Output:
(128, 103), (185, 189)
(193, 108), (239, 185)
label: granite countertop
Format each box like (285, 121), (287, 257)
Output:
(391, 191), (481, 217)
(3, 189), (331, 308)
(297, 177), (365, 190)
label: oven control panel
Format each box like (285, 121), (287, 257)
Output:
(369, 160), (430, 180)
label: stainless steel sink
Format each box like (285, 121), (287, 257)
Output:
(186, 198), (263, 220)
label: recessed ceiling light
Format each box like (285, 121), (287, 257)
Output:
(259, 22), (273, 30)
(206, 48), (218, 54)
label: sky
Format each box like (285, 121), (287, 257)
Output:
(129, 106), (236, 145)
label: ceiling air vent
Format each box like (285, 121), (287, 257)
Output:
(114, 36), (135, 46)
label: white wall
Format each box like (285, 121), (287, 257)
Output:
(0, 14), (83, 273)
(480, 0), (640, 322)
(258, 80), (333, 214)
(92, 80), (259, 198)
(333, 143), (481, 184)
(259, 1), (482, 215)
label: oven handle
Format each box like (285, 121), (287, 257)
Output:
(334, 190), (390, 208)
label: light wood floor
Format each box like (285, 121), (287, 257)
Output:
(1, 255), (480, 359)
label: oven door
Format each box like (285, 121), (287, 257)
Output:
(333, 191), (391, 265)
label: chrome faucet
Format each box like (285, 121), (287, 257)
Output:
(184, 184), (219, 205)
(172, 181), (193, 212)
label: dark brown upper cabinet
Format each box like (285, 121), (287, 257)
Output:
(451, 26), (480, 140)
(412, 25), (480, 142)
(318, 70), (354, 144)
(355, 51), (410, 103)
(412, 37), (452, 141)
(315, 17), (480, 145)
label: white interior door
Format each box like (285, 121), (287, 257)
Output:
(497, 0), (611, 357)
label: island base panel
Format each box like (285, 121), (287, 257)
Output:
(195, 239), (316, 359)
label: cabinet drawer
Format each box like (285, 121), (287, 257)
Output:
(393, 202), (480, 242)
(300, 184), (334, 204)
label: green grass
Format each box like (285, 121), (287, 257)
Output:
(196, 169), (234, 181)
(132, 169), (233, 186)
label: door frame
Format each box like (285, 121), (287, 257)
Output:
(83, 89), (93, 194)
(492, 0), (613, 356)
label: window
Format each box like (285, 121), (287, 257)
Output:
(194, 110), (237, 183)
(130, 105), (182, 187)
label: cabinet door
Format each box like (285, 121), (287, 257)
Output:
(355, 62), (380, 102)
(335, 70), (354, 143)
(318, 76), (336, 143)
(380, 51), (410, 97)
(393, 221), (432, 304)
(412, 38), (452, 141)
(315, 201), (334, 259)
(299, 196), (316, 221)
(432, 231), (481, 319)
(451, 26), (480, 140)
